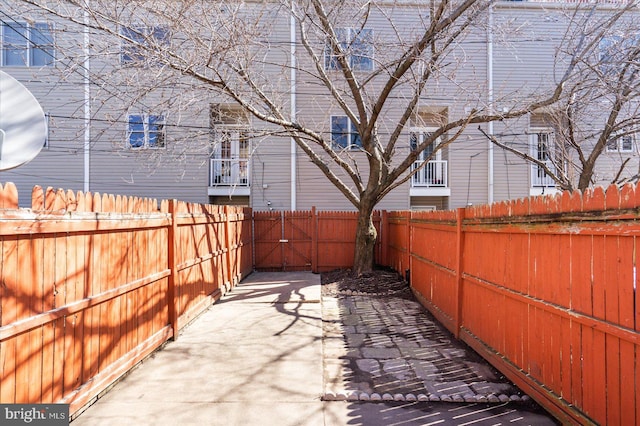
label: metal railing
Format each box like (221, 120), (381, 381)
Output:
(531, 162), (557, 187)
(411, 160), (448, 187)
(209, 158), (250, 187)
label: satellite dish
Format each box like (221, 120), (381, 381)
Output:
(0, 71), (47, 170)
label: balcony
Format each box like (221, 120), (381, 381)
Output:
(530, 162), (560, 196)
(410, 160), (450, 197)
(208, 158), (250, 196)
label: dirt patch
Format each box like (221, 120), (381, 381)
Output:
(321, 268), (413, 299)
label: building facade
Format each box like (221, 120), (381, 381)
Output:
(1, 0), (637, 210)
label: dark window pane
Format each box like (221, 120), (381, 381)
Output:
(148, 115), (165, 147)
(331, 116), (348, 148)
(129, 132), (145, 148)
(31, 23), (54, 66)
(351, 28), (373, 71)
(3, 24), (28, 66)
(129, 115), (145, 147)
(410, 132), (417, 151)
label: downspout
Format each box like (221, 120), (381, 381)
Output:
(487, 3), (494, 204)
(83, 11), (90, 193)
(290, 4), (297, 211)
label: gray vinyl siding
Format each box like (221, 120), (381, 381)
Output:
(490, 7), (566, 200)
(250, 133), (293, 211)
(491, 119), (532, 202)
(3, 1), (638, 210)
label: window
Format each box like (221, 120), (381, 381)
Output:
(209, 104), (251, 187)
(211, 129), (250, 186)
(331, 116), (361, 149)
(607, 134), (634, 153)
(128, 114), (166, 149)
(325, 28), (373, 71)
(1, 21), (54, 67)
(599, 34), (639, 75)
(121, 25), (169, 64)
(530, 130), (557, 187)
(410, 128), (446, 187)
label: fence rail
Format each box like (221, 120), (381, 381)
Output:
(0, 183), (252, 416)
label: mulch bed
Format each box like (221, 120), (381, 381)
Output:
(320, 268), (413, 299)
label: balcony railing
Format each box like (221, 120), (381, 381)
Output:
(411, 160), (448, 187)
(209, 158), (250, 187)
(531, 162), (557, 187)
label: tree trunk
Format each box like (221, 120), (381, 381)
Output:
(578, 161), (596, 191)
(352, 204), (377, 277)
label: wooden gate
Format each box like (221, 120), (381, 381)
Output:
(253, 209), (382, 272)
(253, 210), (313, 271)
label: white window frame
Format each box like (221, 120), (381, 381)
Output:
(325, 28), (374, 71)
(127, 113), (166, 149)
(530, 128), (557, 187)
(211, 125), (251, 186)
(606, 134), (635, 153)
(409, 127), (441, 162)
(1, 21), (54, 67)
(409, 127), (447, 187)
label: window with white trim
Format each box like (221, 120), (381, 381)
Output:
(331, 116), (362, 149)
(210, 104), (251, 187)
(409, 128), (440, 161)
(1, 21), (54, 67)
(120, 25), (169, 64)
(325, 28), (373, 71)
(128, 114), (166, 149)
(607, 134), (634, 153)
(530, 130), (557, 187)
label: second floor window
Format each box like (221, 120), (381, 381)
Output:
(1, 22), (54, 67)
(121, 26), (169, 64)
(325, 28), (373, 71)
(331, 116), (362, 149)
(607, 134), (634, 153)
(128, 114), (166, 149)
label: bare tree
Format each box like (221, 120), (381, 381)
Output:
(12, 0), (634, 275)
(483, 6), (640, 192)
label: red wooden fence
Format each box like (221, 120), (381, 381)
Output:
(5, 178), (640, 424)
(253, 208), (381, 272)
(0, 183), (252, 417)
(387, 183), (640, 425)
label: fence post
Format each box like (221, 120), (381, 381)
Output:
(311, 206), (318, 273)
(454, 207), (465, 339)
(167, 199), (179, 340)
(380, 210), (389, 267)
(224, 205), (234, 290)
(405, 211), (411, 278)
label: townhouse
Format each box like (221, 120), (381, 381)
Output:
(1, 0), (636, 210)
